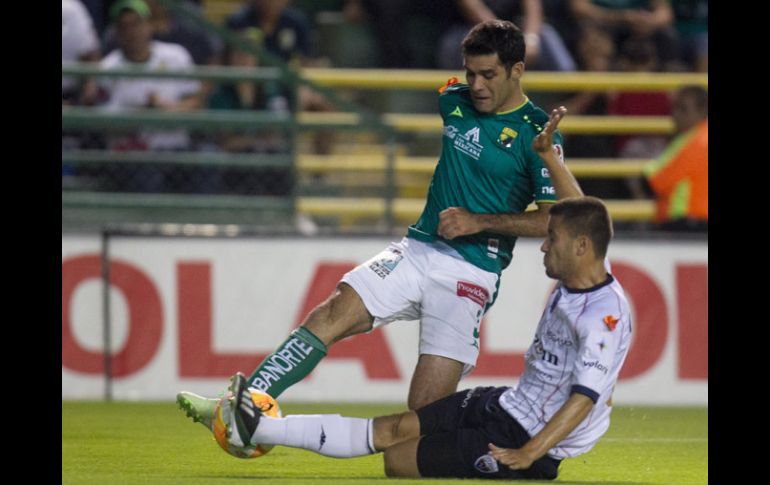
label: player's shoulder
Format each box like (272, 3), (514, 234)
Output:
(438, 81), (474, 117)
(510, 100), (550, 135)
(579, 278), (631, 327)
(439, 81), (471, 101)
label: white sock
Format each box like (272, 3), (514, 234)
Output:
(252, 414), (376, 458)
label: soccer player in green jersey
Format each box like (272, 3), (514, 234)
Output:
(178, 19), (583, 427)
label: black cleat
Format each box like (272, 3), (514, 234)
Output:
(227, 372), (263, 448)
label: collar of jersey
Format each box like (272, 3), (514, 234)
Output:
(562, 274), (614, 294)
(495, 96), (530, 116)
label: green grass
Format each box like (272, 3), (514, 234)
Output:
(62, 402), (707, 484)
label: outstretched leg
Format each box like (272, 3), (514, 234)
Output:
(227, 372), (422, 462)
(177, 283), (373, 430)
(246, 283), (373, 398)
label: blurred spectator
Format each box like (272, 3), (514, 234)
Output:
(227, 0), (313, 65)
(607, 37), (671, 199)
(568, 0), (683, 71)
(102, 0), (222, 66)
(62, 0), (101, 105)
(226, 0), (336, 154)
(643, 86), (707, 231)
(609, 37), (670, 160)
(555, 27), (620, 198)
(356, 0), (463, 68)
(559, 27), (615, 158)
(438, 0), (577, 71)
(80, 0), (106, 37)
(671, 0), (707, 72)
(97, 0), (205, 191)
(206, 31), (293, 196)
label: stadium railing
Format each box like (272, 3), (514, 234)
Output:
(61, 0), (707, 233)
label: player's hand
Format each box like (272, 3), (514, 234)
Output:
(487, 443), (536, 470)
(438, 207), (482, 239)
(532, 106), (566, 156)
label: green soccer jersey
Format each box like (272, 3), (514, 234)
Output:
(407, 83), (560, 275)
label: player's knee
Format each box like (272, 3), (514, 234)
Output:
(373, 412), (418, 449)
(303, 285), (372, 344)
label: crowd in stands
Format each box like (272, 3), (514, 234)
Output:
(63, 0), (707, 230)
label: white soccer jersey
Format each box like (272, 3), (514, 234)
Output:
(99, 41), (201, 149)
(499, 275), (632, 460)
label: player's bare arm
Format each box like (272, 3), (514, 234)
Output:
(533, 106), (584, 199)
(488, 393), (594, 470)
(437, 203), (551, 239)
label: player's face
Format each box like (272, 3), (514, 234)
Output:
(464, 53), (520, 114)
(541, 215), (576, 280)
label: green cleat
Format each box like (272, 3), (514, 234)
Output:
(176, 391), (220, 430)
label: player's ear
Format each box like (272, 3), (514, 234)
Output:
(574, 235), (590, 257)
(508, 61), (525, 80)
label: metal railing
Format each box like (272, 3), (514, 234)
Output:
(62, 0), (707, 232)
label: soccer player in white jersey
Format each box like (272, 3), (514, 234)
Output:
(220, 195), (631, 480)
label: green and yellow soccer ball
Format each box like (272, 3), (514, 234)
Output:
(211, 389), (281, 459)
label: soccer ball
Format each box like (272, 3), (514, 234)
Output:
(211, 388), (282, 459)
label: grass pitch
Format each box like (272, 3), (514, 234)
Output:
(62, 401), (707, 484)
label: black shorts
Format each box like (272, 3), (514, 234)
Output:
(415, 386), (561, 480)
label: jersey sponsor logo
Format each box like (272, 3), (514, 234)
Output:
(544, 328), (574, 348)
(583, 360), (609, 375)
(541, 349), (559, 365)
(603, 315), (619, 331)
(457, 281), (490, 307)
(453, 126), (484, 160)
(368, 252), (404, 279)
(450, 105), (464, 118)
(541, 186), (555, 195)
(251, 337), (315, 391)
(474, 454), (500, 474)
(532, 335), (560, 365)
(542, 168), (551, 178)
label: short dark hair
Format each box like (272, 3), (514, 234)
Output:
(461, 20), (525, 73)
(550, 197), (613, 259)
(677, 85), (708, 115)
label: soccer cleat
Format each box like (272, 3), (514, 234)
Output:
(227, 372), (263, 448)
(176, 391), (220, 430)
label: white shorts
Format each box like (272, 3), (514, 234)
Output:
(341, 237), (499, 376)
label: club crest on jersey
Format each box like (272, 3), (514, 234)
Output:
(369, 251), (404, 279)
(497, 127), (518, 147)
(474, 454), (499, 474)
(603, 315), (619, 331)
(457, 281), (489, 307)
